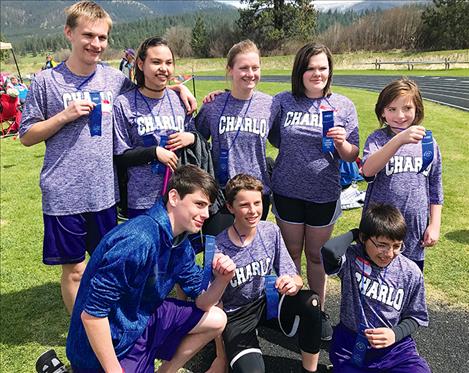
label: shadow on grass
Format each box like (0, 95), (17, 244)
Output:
(0, 282), (69, 346)
(445, 229), (469, 244)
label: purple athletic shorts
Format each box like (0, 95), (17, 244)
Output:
(72, 298), (204, 373)
(329, 322), (431, 373)
(43, 205), (117, 265)
(127, 208), (148, 219)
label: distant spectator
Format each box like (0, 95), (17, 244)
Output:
(119, 48), (135, 80)
(42, 54), (58, 70)
(6, 75), (28, 103)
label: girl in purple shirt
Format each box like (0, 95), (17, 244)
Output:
(361, 79), (443, 271)
(113, 37), (196, 218)
(269, 43), (360, 340)
(196, 40), (277, 235)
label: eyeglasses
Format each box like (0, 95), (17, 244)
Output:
(369, 237), (402, 254)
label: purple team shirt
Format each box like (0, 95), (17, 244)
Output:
(215, 221), (298, 312)
(196, 91), (278, 193)
(20, 63), (132, 215)
(113, 87), (195, 210)
(336, 243), (428, 333)
(269, 92), (359, 203)
(362, 128), (444, 261)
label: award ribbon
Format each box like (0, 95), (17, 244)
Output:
(418, 130), (434, 174)
(322, 110), (335, 153)
(351, 322), (368, 367)
(265, 274), (279, 320)
(201, 235), (216, 291)
(217, 93), (253, 187)
(89, 92), (102, 136)
(352, 252), (388, 368)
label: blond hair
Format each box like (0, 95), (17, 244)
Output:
(226, 40), (260, 70)
(65, 1), (112, 31)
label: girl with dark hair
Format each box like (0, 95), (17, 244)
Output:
(113, 36), (196, 218)
(269, 42), (360, 341)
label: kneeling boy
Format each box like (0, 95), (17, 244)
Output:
(321, 203), (430, 373)
(214, 174), (322, 373)
(66, 165), (236, 373)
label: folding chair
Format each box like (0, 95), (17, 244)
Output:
(0, 93), (22, 138)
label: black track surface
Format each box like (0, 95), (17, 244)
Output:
(197, 75), (469, 112)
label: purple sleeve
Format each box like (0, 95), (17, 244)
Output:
(119, 76), (135, 95)
(400, 270), (429, 327)
(195, 104), (211, 140)
(19, 76), (46, 137)
(429, 141), (443, 205)
(267, 93), (283, 148)
(185, 113), (196, 132)
(113, 99), (133, 155)
(362, 130), (382, 165)
(344, 99), (359, 148)
(273, 225), (298, 277)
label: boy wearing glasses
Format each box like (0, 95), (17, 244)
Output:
(321, 203), (430, 373)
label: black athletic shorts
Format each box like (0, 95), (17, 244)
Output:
(272, 193), (341, 227)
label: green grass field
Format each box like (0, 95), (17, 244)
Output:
(1, 80), (468, 371)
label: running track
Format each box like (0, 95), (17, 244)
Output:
(198, 75), (469, 112)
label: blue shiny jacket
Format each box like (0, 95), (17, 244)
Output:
(66, 200), (203, 369)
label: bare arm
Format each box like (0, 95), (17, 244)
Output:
(422, 204), (442, 247)
(20, 99), (95, 146)
(81, 312), (122, 373)
(362, 126), (426, 177)
(196, 253), (236, 311)
(169, 84), (197, 114)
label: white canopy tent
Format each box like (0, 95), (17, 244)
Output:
(1, 41), (23, 83)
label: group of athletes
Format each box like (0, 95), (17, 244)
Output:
(20, 1), (443, 373)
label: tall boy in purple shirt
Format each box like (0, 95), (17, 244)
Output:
(19, 1), (196, 314)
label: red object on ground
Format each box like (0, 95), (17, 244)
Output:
(0, 93), (22, 138)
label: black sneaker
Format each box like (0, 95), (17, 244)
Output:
(321, 311), (333, 341)
(36, 349), (69, 373)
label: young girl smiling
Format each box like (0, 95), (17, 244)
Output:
(113, 37), (196, 218)
(361, 78), (443, 271)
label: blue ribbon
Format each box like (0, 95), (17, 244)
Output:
(418, 130), (434, 174)
(218, 149), (229, 187)
(264, 274), (279, 320)
(216, 93), (253, 186)
(322, 110), (335, 153)
(89, 92), (102, 136)
(201, 235), (216, 291)
(156, 135), (168, 175)
(351, 322), (368, 367)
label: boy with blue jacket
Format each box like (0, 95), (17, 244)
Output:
(66, 165), (236, 373)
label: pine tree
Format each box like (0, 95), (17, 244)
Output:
(417, 0), (469, 50)
(237, 0), (317, 53)
(191, 15), (210, 58)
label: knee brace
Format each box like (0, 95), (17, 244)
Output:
(231, 351), (265, 373)
(297, 290), (322, 354)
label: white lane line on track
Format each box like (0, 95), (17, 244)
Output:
(422, 98), (469, 112)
